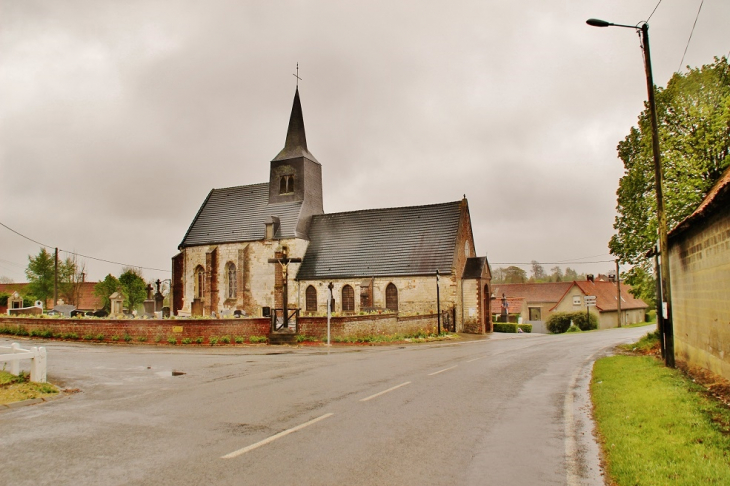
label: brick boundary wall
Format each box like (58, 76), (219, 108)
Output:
(0, 313), (445, 344)
(0, 317), (271, 344)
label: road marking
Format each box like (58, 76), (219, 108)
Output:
(466, 356), (486, 362)
(221, 413), (334, 459)
(359, 381), (411, 402)
(428, 365), (457, 376)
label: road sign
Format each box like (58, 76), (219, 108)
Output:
(585, 295), (596, 306)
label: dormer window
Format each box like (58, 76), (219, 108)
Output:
(279, 175), (294, 194)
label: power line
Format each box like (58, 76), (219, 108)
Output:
(491, 260), (615, 266)
(646, 0), (663, 22)
(0, 221), (53, 249)
(1, 220), (170, 274)
(677, 0), (704, 73)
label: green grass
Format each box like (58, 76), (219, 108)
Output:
(0, 370), (58, 405)
(592, 355), (730, 485)
(620, 330), (660, 353)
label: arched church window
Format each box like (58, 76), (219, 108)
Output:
(305, 285), (317, 312)
(342, 285), (355, 312)
(225, 262), (237, 299)
(386, 283), (398, 311)
(194, 266), (205, 299)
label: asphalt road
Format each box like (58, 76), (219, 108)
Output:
(0, 326), (651, 486)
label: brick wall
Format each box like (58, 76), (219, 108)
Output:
(0, 317), (270, 344)
(1, 313), (441, 343)
(669, 207), (730, 381)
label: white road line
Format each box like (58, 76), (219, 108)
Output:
(221, 413), (334, 459)
(466, 356), (486, 363)
(359, 381), (411, 402)
(428, 365), (458, 376)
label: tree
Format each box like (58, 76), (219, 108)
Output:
(0, 276), (13, 283)
(610, 57), (730, 267)
(503, 266), (527, 284)
(623, 266), (656, 309)
(119, 268), (147, 313)
(25, 248), (54, 305)
(550, 266), (563, 282)
(94, 274), (121, 312)
(58, 255), (86, 306)
(564, 267), (578, 281)
(531, 261), (546, 281)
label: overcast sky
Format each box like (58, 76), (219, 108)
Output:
(1, 0), (728, 284)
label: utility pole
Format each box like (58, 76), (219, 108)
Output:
(53, 248), (58, 308)
(640, 22), (674, 367)
(436, 270), (441, 335)
(616, 260), (622, 328)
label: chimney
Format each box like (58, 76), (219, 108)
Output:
(587, 274), (594, 282)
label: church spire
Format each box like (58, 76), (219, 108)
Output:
(272, 87), (318, 163)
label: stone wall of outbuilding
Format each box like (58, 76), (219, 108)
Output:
(669, 206), (730, 381)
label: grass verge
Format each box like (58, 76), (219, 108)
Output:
(592, 355), (730, 485)
(0, 370), (58, 405)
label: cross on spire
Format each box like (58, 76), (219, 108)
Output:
(293, 63), (302, 88)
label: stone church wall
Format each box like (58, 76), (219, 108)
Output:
(180, 238), (309, 317)
(295, 275), (457, 317)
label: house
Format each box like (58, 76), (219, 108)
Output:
(668, 166), (730, 381)
(493, 278), (647, 333)
(171, 88), (492, 333)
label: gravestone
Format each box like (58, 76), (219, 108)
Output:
(143, 283), (155, 317)
(110, 292), (124, 316)
(8, 291), (23, 311)
(154, 279), (164, 312)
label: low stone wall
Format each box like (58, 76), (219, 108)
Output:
(298, 313), (439, 338)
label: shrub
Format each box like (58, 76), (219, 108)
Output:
(95, 333), (105, 341)
(154, 335), (162, 343)
(249, 335), (267, 344)
(137, 336), (147, 342)
(63, 332), (79, 340)
(83, 333), (94, 341)
(566, 324), (582, 333)
(493, 323), (518, 333)
(195, 336), (204, 344)
(517, 324), (532, 333)
(111, 335), (120, 342)
(123, 334), (133, 342)
(572, 312), (598, 331)
(546, 312), (573, 334)
(29, 328), (54, 338)
(209, 336), (218, 345)
(220, 335), (231, 344)
(234, 336), (244, 344)
(167, 336), (177, 345)
(182, 338), (192, 345)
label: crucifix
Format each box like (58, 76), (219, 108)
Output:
(268, 247), (302, 328)
(292, 62), (302, 88)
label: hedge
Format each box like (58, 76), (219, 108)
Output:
(546, 311), (598, 334)
(493, 323), (518, 333)
(517, 324), (532, 333)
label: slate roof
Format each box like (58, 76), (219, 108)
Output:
(296, 200), (463, 280)
(463, 257), (489, 279)
(179, 183), (304, 248)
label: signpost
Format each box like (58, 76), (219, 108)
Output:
(585, 295), (596, 328)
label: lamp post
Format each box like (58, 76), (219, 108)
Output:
(587, 18), (674, 367)
(436, 270), (441, 335)
(327, 282), (334, 346)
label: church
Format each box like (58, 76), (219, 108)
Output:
(171, 88), (492, 334)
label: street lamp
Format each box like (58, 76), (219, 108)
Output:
(436, 270), (441, 335)
(587, 18), (675, 367)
